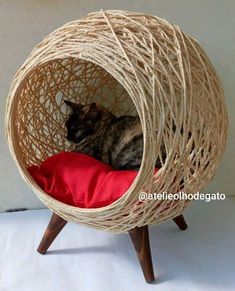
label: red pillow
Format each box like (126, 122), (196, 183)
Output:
(28, 152), (157, 208)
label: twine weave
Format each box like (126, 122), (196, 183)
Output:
(5, 10), (227, 233)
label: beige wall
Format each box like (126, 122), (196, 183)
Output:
(0, 0), (234, 212)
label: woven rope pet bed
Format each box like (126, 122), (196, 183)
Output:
(5, 10), (227, 282)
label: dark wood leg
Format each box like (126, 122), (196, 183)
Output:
(128, 225), (155, 283)
(173, 214), (188, 230)
(37, 212), (67, 254)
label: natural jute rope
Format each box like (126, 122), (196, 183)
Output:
(5, 10), (227, 233)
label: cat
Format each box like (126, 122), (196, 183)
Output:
(64, 100), (166, 170)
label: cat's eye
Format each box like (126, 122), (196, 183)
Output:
(86, 120), (93, 126)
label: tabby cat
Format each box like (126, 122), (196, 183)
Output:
(64, 100), (165, 170)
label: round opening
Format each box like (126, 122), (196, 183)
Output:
(11, 57), (152, 210)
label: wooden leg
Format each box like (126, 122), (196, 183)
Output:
(37, 212), (67, 254)
(173, 214), (188, 230)
(128, 225), (155, 283)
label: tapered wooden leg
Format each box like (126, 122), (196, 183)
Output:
(37, 212), (67, 254)
(173, 214), (188, 230)
(128, 225), (155, 283)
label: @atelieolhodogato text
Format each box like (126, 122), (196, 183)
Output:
(138, 191), (226, 203)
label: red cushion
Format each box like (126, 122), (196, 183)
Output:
(28, 152), (157, 208)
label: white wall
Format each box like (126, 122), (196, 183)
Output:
(0, 0), (234, 212)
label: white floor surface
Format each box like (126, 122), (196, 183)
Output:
(0, 198), (235, 291)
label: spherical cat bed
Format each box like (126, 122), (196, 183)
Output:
(5, 10), (227, 233)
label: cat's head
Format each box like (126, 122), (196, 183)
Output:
(64, 100), (101, 143)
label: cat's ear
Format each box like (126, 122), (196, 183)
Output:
(63, 99), (77, 109)
(87, 103), (100, 121)
(64, 99), (83, 111)
(64, 99), (77, 109)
